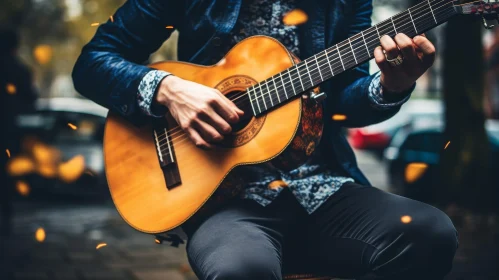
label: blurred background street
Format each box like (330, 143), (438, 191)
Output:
(2, 0), (499, 279)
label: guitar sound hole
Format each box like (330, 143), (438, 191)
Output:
(225, 90), (254, 133)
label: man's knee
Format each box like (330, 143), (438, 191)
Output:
(400, 204), (458, 273)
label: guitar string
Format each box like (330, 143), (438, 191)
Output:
(154, 0), (453, 144)
(154, 0), (454, 146)
(155, 1), (454, 150)
(238, 0), (453, 107)
(155, 1), (454, 149)
(156, 8), (455, 156)
(238, 0), (453, 104)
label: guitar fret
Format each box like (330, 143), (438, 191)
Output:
(247, 87), (259, 115)
(295, 65), (305, 91)
(361, 31), (369, 56)
(315, 55), (323, 81)
(375, 25), (381, 39)
(325, 49), (334, 76)
(391, 17), (397, 34)
(265, 82), (274, 106)
(408, 7), (418, 33)
(280, 72), (289, 99)
(272, 76), (281, 103)
(337, 44), (345, 70)
(304, 60), (314, 86)
(287, 70), (297, 97)
(348, 38), (358, 64)
(258, 84), (268, 110)
(428, 0), (438, 24)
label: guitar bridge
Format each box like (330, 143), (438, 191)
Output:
(153, 120), (181, 189)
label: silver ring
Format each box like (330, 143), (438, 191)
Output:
(386, 54), (404, 66)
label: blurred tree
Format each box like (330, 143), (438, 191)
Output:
(439, 12), (492, 213)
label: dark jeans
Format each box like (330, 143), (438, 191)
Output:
(183, 183), (458, 280)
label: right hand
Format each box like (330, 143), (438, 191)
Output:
(155, 76), (244, 149)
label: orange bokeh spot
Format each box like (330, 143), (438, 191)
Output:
(33, 45), (53, 65)
(35, 228), (46, 242)
(6, 83), (16, 95)
(91, 22), (100, 26)
(58, 155), (86, 183)
(332, 114), (347, 121)
(166, 25), (174, 29)
(16, 180), (31, 196)
(110, 15), (114, 22)
(7, 156), (35, 176)
(401, 215), (412, 224)
(6, 149), (11, 158)
(404, 163), (428, 183)
(68, 123), (78, 130)
(96, 243), (107, 249)
(444, 141), (451, 150)
(155, 239), (162, 244)
(282, 9), (308, 26)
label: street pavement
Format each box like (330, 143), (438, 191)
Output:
(1, 150), (498, 280)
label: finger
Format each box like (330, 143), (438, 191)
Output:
(394, 33), (417, 64)
(374, 46), (391, 73)
(380, 35), (400, 60)
(413, 35), (436, 68)
(216, 90), (245, 117)
(186, 127), (214, 150)
(192, 119), (224, 143)
(212, 92), (241, 124)
(202, 111), (232, 135)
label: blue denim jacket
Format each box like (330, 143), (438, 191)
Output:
(72, 0), (412, 187)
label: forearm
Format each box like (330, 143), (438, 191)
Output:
(72, 0), (180, 120)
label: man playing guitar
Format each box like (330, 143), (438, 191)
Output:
(73, 0), (458, 279)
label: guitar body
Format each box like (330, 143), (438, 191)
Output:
(104, 36), (323, 234)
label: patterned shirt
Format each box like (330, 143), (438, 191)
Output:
(136, 0), (410, 214)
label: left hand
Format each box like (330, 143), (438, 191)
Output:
(374, 33), (436, 93)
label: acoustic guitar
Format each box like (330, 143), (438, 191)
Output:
(103, 0), (498, 235)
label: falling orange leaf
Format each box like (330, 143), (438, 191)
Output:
(35, 228), (46, 242)
(6, 83), (16, 95)
(166, 25), (174, 29)
(155, 238), (162, 244)
(33, 45), (53, 65)
(405, 163), (428, 183)
(6, 149), (10, 158)
(332, 114), (347, 121)
(96, 243), (107, 249)
(401, 215), (412, 224)
(58, 155), (86, 183)
(91, 22), (100, 27)
(444, 141), (451, 150)
(282, 9), (308, 26)
(16, 181), (30, 196)
(110, 15), (114, 22)
(68, 123), (78, 130)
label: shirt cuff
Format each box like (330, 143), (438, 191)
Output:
(368, 72), (414, 110)
(137, 70), (171, 117)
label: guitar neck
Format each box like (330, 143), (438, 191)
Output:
(247, 0), (458, 116)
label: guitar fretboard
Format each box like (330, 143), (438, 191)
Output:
(246, 0), (457, 116)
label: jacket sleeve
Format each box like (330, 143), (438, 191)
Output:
(72, 0), (181, 125)
(326, 0), (413, 128)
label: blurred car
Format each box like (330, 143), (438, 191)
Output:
(11, 97), (109, 199)
(383, 118), (499, 201)
(348, 99), (443, 158)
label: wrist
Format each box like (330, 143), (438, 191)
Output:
(155, 75), (179, 106)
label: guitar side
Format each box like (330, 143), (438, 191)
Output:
(103, 36), (303, 233)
